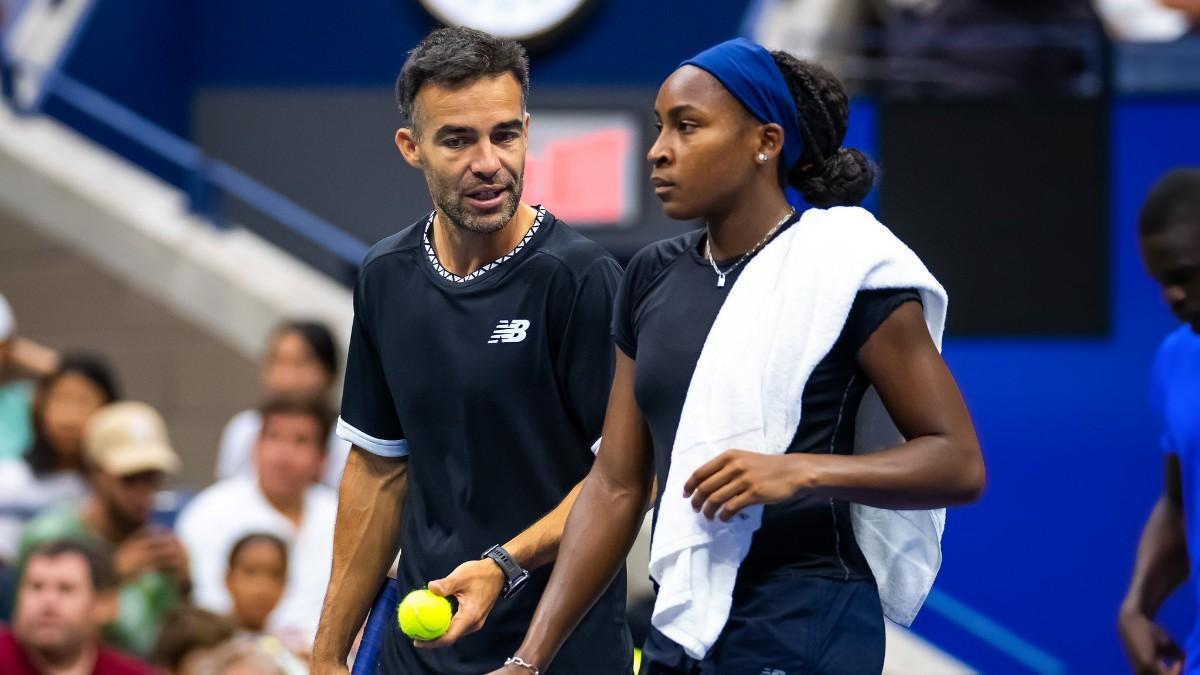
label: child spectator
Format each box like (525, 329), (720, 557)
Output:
(225, 534), (288, 638)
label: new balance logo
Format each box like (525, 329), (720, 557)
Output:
(488, 319), (530, 344)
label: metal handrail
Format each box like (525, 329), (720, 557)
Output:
(2, 58), (369, 268)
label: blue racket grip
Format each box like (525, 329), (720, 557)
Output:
(351, 578), (401, 675)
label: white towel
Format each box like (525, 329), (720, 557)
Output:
(648, 206), (948, 659)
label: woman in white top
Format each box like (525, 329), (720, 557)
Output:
(215, 320), (350, 487)
(0, 354), (119, 562)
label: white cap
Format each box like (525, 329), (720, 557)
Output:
(0, 294), (13, 342)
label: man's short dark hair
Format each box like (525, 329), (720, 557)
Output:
(25, 538), (118, 593)
(1139, 167), (1200, 237)
(258, 394), (333, 455)
(395, 26), (530, 132)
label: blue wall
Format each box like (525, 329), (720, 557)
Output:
(908, 97), (1198, 672)
(52, 1), (1200, 670)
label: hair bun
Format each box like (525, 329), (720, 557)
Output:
(788, 147), (875, 208)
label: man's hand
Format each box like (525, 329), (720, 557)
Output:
(113, 533), (159, 581)
(1119, 608), (1185, 675)
(414, 559), (505, 649)
(683, 450), (809, 521)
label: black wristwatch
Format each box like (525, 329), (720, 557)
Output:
(482, 544), (529, 599)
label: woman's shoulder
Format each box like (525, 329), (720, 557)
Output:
(623, 229), (704, 290)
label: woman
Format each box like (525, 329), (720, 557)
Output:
(489, 39), (985, 674)
(0, 354), (119, 563)
(215, 320), (349, 486)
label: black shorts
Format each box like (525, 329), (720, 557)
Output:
(639, 572), (885, 675)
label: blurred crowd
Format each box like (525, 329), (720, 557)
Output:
(0, 292), (344, 675)
(753, 0), (1200, 95)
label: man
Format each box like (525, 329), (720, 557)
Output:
(1119, 167), (1200, 675)
(311, 26), (630, 675)
(1, 539), (152, 675)
(176, 395), (337, 652)
(19, 401), (187, 657)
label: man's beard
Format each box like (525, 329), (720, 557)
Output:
(428, 171), (524, 235)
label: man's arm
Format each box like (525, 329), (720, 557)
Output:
(311, 447), (409, 674)
(1119, 453), (1188, 674)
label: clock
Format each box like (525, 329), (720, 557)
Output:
(418, 0), (593, 42)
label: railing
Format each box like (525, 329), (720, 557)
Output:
(5, 61), (369, 268)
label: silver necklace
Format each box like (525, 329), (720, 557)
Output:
(704, 208), (795, 288)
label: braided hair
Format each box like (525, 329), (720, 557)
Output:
(770, 51), (875, 208)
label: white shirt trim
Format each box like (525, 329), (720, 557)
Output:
(336, 417), (409, 458)
(423, 207), (545, 283)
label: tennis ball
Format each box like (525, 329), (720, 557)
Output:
(397, 589), (453, 641)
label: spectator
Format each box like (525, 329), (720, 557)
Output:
(224, 534), (287, 638)
(215, 320), (349, 487)
(0, 539), (153, 675)
(151, 605), (237, 675)
(18, 402), (187, 657)
(0, 354), (119, 564)
(1098, 0), (1197, 41)
(190, 639), (291, 675)
(753, 0), (1108, 95)
(0, 293), (60, 461)
(178, 396), (336, 653)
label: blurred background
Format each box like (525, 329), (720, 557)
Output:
(0, 0), (1198, 672)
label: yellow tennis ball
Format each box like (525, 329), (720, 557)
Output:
(397, 589), (453, 641)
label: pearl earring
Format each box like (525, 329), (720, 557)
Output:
(757, 153), (768, 162)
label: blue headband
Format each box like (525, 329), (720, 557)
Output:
(680, 38), (805, 169)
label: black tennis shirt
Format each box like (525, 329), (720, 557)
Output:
(338, 207), (632, 674)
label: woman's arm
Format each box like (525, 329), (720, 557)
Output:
(488, 349), (655, 674)
(687, 302), (985, 520)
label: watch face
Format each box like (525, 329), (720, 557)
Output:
(418, 0), (592, 41)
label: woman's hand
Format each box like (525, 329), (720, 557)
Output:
(683, 450), (812, 521)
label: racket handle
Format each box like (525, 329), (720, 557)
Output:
(351, 578), (401, 675)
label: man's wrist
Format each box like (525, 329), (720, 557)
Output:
(482, 556), (507, 584)
(483, 544), (530, 598)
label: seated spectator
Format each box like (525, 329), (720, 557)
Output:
(0, 292), (60, 461)
(0, 354), (120, 564)
(18, 402), (187, 657)
(178, 396), (336, 653)
(224, 534), (287, 638)
(190, 638), (295, 675)
(215, 320), (349, 487)
(151, 605), (237, 675)
(0, 538), (152, 675)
